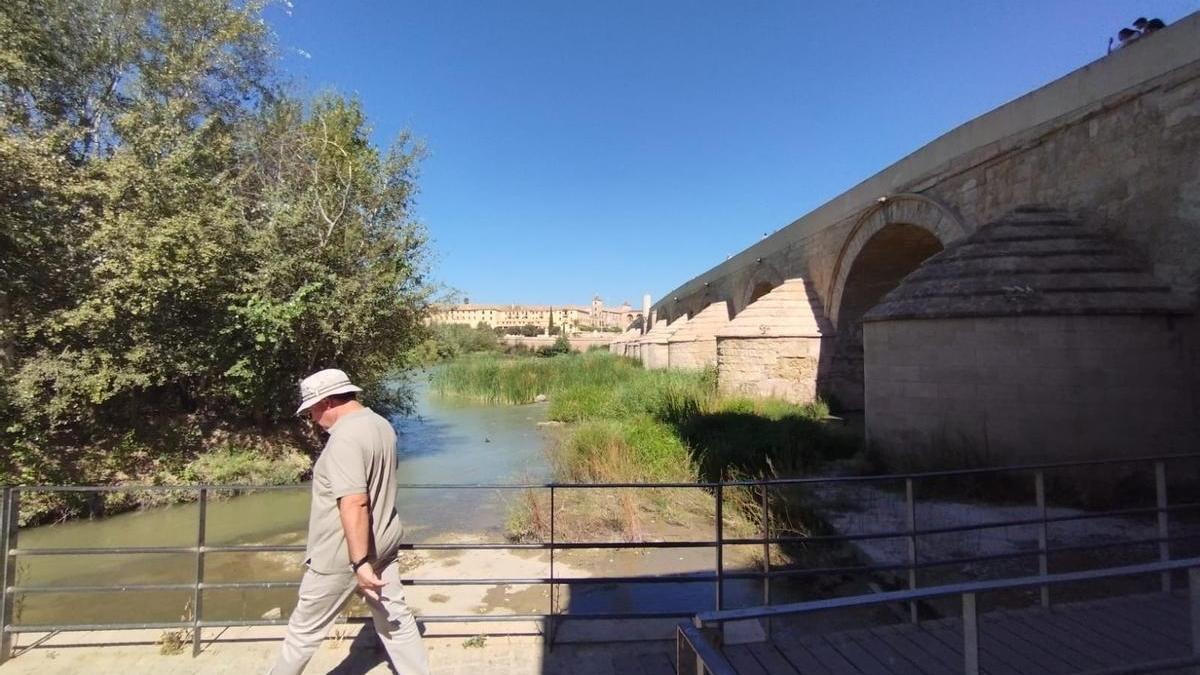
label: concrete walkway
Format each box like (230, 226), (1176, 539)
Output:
(0, 626), (678, 675)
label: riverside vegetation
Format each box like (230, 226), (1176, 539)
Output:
(1, 0), (436, 524)
(430, 351), (861, 543)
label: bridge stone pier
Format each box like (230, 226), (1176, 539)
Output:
(642, 315), (687, 369)
(715, 279), (832, 402)
(666, 301), (731, 369)
(639, 13), (1200, 464)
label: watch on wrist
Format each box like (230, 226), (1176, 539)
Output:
(351, 554), (371, 572)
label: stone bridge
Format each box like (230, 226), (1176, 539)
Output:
(612, 13), (1200, 465)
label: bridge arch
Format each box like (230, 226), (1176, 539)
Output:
(734, 261), (785, 315)
(826, 194), (966, 328)
(824, 194), (965, 410)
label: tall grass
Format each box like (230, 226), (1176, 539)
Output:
(430, 351), (643, 405)
(441, 352), (861, 543)
(434, 352), (855, 486)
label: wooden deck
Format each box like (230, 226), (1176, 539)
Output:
(722, 593), (1192, 674)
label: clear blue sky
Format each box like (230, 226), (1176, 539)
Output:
(268, 1), (1198, 308)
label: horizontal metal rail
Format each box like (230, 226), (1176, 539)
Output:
(696, 557), (1200, 625)
(721, 501), (1200, 546)
(11, 451), (1199, 492)
(2, 451), (1198, 665)
(13, 504), (1198, 558)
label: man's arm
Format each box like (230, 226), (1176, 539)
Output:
(338, 493), (385, 600)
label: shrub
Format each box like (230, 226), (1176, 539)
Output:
(182, 446), (310, 485)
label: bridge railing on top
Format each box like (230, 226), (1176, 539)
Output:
(1, 453), (1198, 664)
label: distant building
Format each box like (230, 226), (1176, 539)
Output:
(430, 296), (641, 333)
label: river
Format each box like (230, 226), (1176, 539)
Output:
(13, 375), (555, 627)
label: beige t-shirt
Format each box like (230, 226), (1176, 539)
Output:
(304, 407), (404, 574)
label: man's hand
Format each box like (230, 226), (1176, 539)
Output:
(355, 562), (385, 602)
(338, 493), (381, 598)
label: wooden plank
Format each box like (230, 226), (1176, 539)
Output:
(1054, 601), (1179, 659)
(612, 651), (674, 674)
(723, 645), (770, 675)
(925, 620), (1029, 675)
(646, 652), (676, 674)
(796, 634), (868, 673)
(744, 643), (802, 675)
(771, 638), (837, 674)
(1051, 606), (1158, 659)
(873, 624), (959, 675)
(995, 608), (1116, 671)
(823, 630), (906, 674)
(741, 593), (1192, 675)
(1080, 596), (1189, 656)
(1113, 595), (1191, 646)
(1032, 608), (1146, 664)
(1046, 602), (1168, 665)
(1060, 595), (1180, 653)
(979, 615), (1079, 673)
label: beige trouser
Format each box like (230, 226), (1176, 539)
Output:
(268, 559), (430, 675)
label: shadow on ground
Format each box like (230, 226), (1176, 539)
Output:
(324, 625), (391, 675)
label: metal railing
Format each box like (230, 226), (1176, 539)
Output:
(679, 557), (1200, 675)
(1, 452), (1198, 664)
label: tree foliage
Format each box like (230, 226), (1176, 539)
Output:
(0, 0), (434, 489)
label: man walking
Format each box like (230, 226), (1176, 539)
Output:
(269, 368), (430, 675)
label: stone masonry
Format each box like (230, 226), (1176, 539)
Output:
(667, 301), (731, 369)
(716, 279), (832, 403)
(864, 208), (1196, 464)
(643, 316), (687, 370)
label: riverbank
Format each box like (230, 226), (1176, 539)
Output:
(431, 352), (862, 542)
(9, 430), (313, 527)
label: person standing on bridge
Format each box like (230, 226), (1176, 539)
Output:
(268, 368), (430, 675)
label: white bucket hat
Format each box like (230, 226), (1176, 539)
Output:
(296, 368), (363, 415)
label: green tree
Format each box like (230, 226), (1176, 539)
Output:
(2, 0), (278, 484)
(0, 0), (436, 499)
(223, 93), (432, 420)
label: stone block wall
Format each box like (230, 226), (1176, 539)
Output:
(630, 341), (642, 361)
(644, 341), (670, 369)
(668, 338), (716, 369)
(865, 315), (1199, 465)
(717, 336), (829, 403)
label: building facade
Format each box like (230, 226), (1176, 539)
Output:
(431, 296), (640, 334)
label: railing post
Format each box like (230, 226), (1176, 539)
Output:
(676, 624), (694, 675)
(1156, 461), (1171, 593)
(962, 592), (980, 675)
(1189, 568), (1200, 670)
(760, 484), (771, 639)
(715, 483), (724, 612)
(0, 488), (16, 665)
(905, 478), (918, 623)
(547, 485), (556, 651)
(1035, 470), (1050, 607)
(192, 487), (207, 657)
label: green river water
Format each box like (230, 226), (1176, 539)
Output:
(12, 376), (555, 626)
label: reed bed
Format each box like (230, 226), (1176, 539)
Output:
(432, 352), (855, 489)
